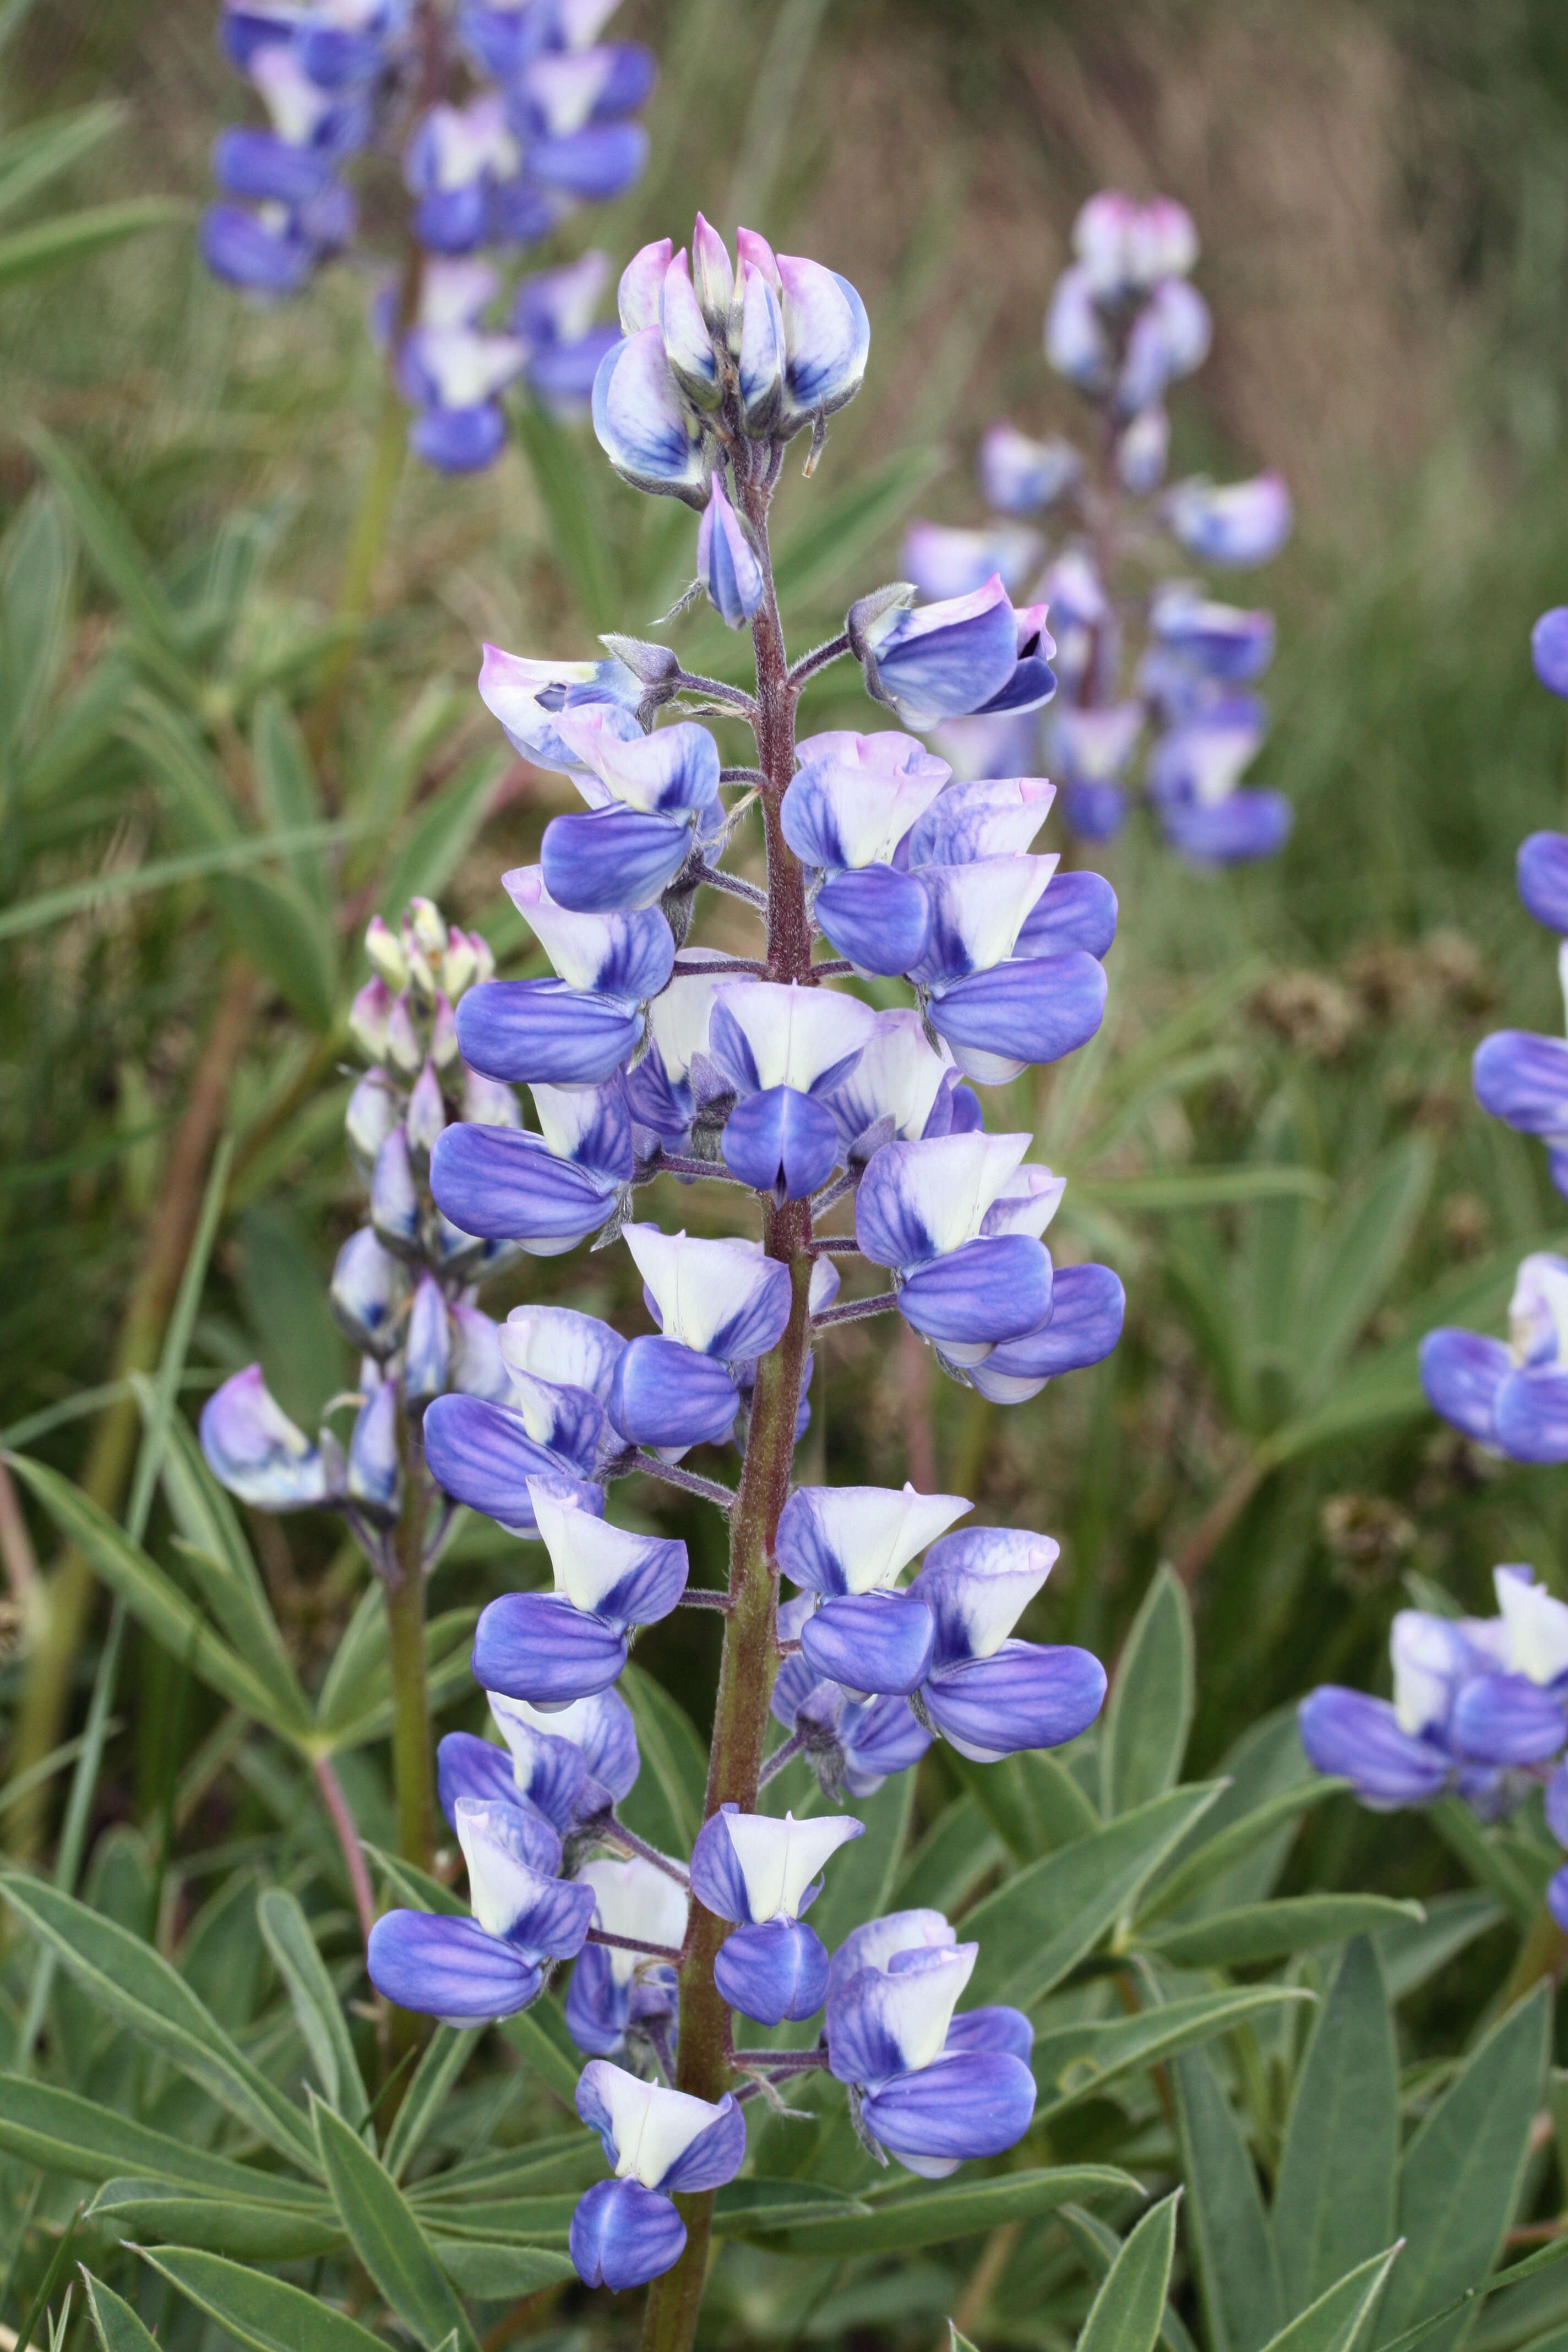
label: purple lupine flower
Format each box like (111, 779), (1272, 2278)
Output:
(1423, 1254), (1568, 1463)
(902, 189), (1290, 859)
(205, 0), (652, 470)
(824, 1912), (1036, 2176)
(689, 1805), (864, 2024)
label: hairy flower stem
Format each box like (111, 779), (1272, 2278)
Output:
(638, 496), (813, 2352)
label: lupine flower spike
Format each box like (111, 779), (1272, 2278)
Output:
(204, 1), (655, 468)
(902, 190), (1292, 863)
(203, 217), (1135, 2303)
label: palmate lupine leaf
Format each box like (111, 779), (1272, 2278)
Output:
(312, 2101), (481, 2352)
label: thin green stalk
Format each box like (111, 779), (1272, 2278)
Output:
(638, 491), (814, 2352)
(382, 1410), (435, 2089)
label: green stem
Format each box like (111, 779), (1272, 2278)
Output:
(638, 482), (812, 2352)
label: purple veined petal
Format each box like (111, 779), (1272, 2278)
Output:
(963, 1262), (1126, 1405)
(607, 1334), (740, 1450)
(814, 864), (933, 977)
(484, 1708), (594, 1832)
(1473, 1030), (1568, 1135)
(859, 2048), (1037, 2173)
(591, 325), (709, 504)
(854, 1130), (1034, 1268)
(1547, 1758), (1568, 1848)
(896, 1234), (1055, 1354)
(404, 1273), (452, 1403)
(1418, 1327), (1509, 1443)
(1495, 1366), (1568, 1464)
(436, 1732), (562, 1858)
(910, 857), (1055, 986)
(529, 1479), (687, 1626)
(1451, 1672), (1568, 1765)
(901, 522), (1044, 605)
(503, 865), (676, 999)
(970, 600), (1058, 719)
(473, 1590), (629, 1704)
(851, 578), (1021, 734)
(776, 255), (870, 427)
(825, 1909), (959, 2004)
(911, 1526), (1058, 1665)
(825, 1941), (976, 2084)
(422, 1392), (605, 1531)
(841, 1695), (933, 1793)
(199, 1365), (340, 1510)
(1159, 789), (1293, 865)
(494, 1686), (640, 1804)
(1061, 780), (1129, 841)
(945, 2006), (1034, 2063)
(456, 978), (643, 1087)
(539, 803), (695, 913)
(454, 1798), (596, 1951)
(1533, 608), (1568, 699)
(659, 246), (721, 408)
(201, 202), (317, 296)
(500, 1302), (627, 1405)
(689, 1805), (752, 1923)
(776, 1482), (971, 1599)
(430, 1123), (619, 1252)
(906, 776), (1054, 867)
(566, 1941), (634, 2056)
(698, 478), (765, 628)
(1163, 472), (1293, 567)
(329, 1227), (407, 1355)
(623, 1226), (794, 1359)
(476, 641), (644, 773)
(570, 2176), (686, 2291)
(825, 1010), (953, 1157)
(366, 1910), (544, 2021)
(656, 2092), (747, 2193)
(1015, 870), (1118, 962)
(714, 1919), (830, 2025)
(922, 1640), (1108, 1760)
(927, 950), (1108, 1086)
(1517, 833), (1568, 934)
(1297, 1687), (1451, 1807)
(721, 1085), (843, 1200)
(737, 259), (785, 430)
(706, 979), (878, 1099)
(801, 1591), (937, 1696)
(977, 423), (1084, 515)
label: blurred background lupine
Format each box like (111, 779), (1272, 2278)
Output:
(204, 0), (654, 473)
(903, 189), (1294, 864)
(11, 4), (1568, 2351)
